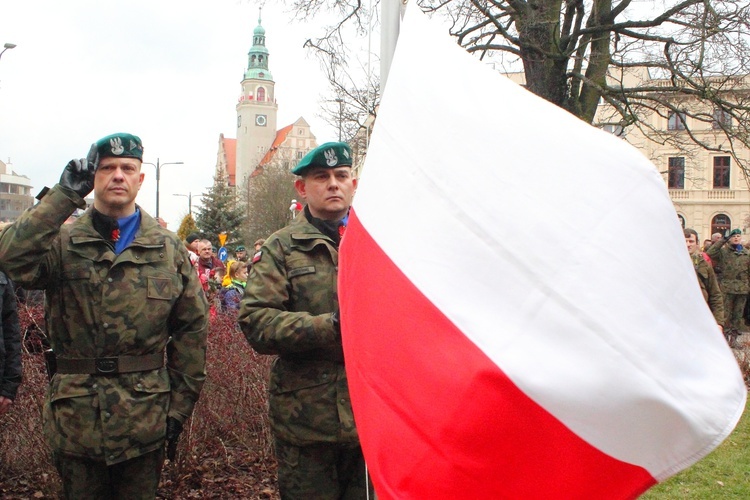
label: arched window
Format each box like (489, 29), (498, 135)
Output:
(257, 87), (266, 102)
(711, 214), (731, 236)
(677, 214), (686, 228)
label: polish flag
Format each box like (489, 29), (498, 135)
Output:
(339, 5), (747, 499)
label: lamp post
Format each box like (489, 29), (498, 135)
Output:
(0, 43), (16, 61)
(173, 192), (193, 216)
(335, 98), (344, 141)
(143, 158), (183, 219)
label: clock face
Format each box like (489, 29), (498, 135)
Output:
(255, 114), (267, 127)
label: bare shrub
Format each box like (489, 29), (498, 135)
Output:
(1, 301), (278, 498)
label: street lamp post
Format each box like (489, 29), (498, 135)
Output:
(143, 158), (183, 219)
(0, 43), (16, 61)
(173, 192), (193, 216)
(335, 98), (344, 141)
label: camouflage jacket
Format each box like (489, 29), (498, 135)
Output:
(0, 271), (21, 401)
(706, 239), (750, 294)
(693, 253), (725, 325)
(0, 185), (208, 465)
(238, 212), (357, 447)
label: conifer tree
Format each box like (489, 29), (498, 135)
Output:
(194, 168), (246, 249)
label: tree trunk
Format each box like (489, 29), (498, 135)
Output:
(517, 0), (570, 109)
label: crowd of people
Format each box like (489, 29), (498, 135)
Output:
(687, 227), (750, 347)
(181, 234), (266, 314)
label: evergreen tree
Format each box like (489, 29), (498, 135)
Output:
(194, 168), (245, 249)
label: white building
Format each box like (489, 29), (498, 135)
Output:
(0, 159), (33, 221)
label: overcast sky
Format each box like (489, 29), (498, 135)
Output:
(0, 0), (356, 230)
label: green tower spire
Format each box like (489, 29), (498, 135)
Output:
(245, 8), (273, 81)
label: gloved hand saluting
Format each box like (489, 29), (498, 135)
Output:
(59, 143), (99, 198)
(165, 416), (183, 461)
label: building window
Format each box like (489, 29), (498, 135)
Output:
(668, 157), (685, 189)
(602, 124), (624, 137)
(668, 111), (686, 130)
(713, 156), (730, 189)
(297, 151), (304, 159)
(712, 108), (732, 130)
(677, 215), (686, 228)
(257, 87), (266, 102)
(298, 129), (304, 136)
(711, 214), (731, 236)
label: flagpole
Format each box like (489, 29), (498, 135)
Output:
(381, 0), (405, 91)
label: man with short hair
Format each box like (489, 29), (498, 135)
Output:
(685, 228), (724, 332)
(197, 239), (225, 284)
(707, 228), (750, 346)
(0, 133), (208, 498)
(239, 142), (371, 498)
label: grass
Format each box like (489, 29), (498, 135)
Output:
(642, 396), (750, 499)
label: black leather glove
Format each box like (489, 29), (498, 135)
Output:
(165, 416), (183, 461)
(59, 143), (98, 198)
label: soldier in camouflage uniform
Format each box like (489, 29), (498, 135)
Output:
(706, 228), (750, 347)
(0, 133), (208, 499)
(239, 142), (372, 499)
(684, 229), (725, 330)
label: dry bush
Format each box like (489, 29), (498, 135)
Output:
(161, 311), (277, 496)
(1, 302), (277, 498)
(0, 351), (60, 498)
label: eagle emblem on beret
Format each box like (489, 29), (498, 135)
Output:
(324, 148), (338, 166)
(109, 137), (124, 155)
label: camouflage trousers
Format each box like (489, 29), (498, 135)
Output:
(723, 293), (747, 332)
(275, 437), (375, 500)
(52, 448), (164, 500)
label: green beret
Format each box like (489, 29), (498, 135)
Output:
(292, 142), (352, 175)
(729, 229), (742, 237)
(95, 133), (144, 161)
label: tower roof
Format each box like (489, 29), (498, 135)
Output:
(245, 10), (273, 81)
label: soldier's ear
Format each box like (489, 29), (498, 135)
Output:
(294, 178), (307, 199)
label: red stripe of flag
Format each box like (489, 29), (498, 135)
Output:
(340, 209), (655, 499)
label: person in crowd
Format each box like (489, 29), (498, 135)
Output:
(234, 245), (248, 263)
(685, 228), (725, 333)
(197, 239), (226, 286)
(239, 142), (372, 498)
(0, 133), (208, 498)
(185, 232), (201, 267)
(707, 228), (750, 347)
(219, 260), (248, 312)
(0, 224), (21, 417)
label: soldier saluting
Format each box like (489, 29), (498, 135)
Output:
(0, 133), (208, 499)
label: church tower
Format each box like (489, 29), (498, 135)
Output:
(235, 12), (278, 186)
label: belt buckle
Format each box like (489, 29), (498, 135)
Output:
(95, 357), (118, 374)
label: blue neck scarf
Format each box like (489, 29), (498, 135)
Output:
(114, 209), (141, 255)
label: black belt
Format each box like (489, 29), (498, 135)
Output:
(56, 353), (164, 375)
